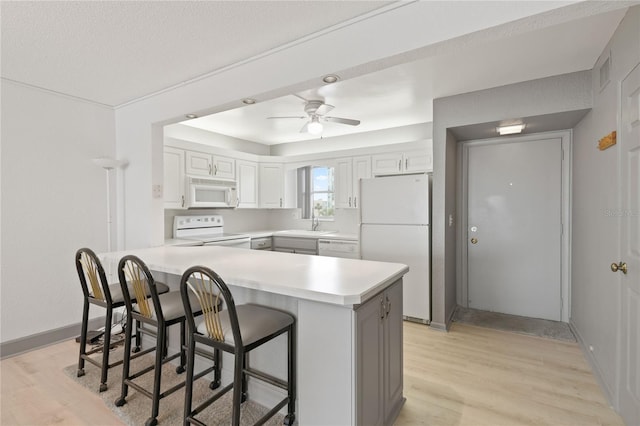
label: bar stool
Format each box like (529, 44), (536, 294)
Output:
(114, 255), (219, 426)
(75, 248), (169, 392)
(180, 265), (296, 426)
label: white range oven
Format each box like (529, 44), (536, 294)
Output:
(173, 215), (251, 249)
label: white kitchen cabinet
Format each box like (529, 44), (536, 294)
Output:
(372, 151), (432, 176)
(236, 160), (259, 208)
(335, 156), (371, 209)
(352, 155), (371, 208)
(185, 150), (236, 180)
(259, 163), (284, 208)
(355, 279), (403, 425)
(272, 236), (317, 255)
(163, 147), (186, 209)
(335, 158), (353, 209)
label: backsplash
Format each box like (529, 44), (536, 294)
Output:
(164, 208), (359, 239)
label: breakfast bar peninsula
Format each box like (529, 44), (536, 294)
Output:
(101, 245), (408, 425)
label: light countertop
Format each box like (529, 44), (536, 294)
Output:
(101, 245), (406, 307)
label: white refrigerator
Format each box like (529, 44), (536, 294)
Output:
(360, 174), (430, 323)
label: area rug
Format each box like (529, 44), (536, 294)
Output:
(452, 306), (576, 342)
(64, 347), (284, 425)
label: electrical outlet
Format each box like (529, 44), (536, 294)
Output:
(152, 184), (163, 199)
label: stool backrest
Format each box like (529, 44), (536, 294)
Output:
(180, 266), (241, 345)
(117, 255), (162, 320)
(76, 248), (111, 304)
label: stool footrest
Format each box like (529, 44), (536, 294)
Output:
(244, 367), (288, 391)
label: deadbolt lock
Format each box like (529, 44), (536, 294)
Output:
(470, 238), (478, 244)
(611, 262), (628, 274)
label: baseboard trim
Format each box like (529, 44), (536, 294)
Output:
(0, 316), (105, 360)
(569, 320), (616, 409)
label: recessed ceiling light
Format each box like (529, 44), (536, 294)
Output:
(497, 124), (525, 135)
(185, 114), (198, 119)
(322, 74), (339, 84)
(242, 98), (256, 105)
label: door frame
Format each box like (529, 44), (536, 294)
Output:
(456, 130), (572, 322)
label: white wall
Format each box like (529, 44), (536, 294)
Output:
(571, 5), (640, 405)
(1, 81), (116, 342)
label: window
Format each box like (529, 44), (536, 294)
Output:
(297, 166), (335, 219)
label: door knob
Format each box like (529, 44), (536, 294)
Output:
(611, 262), (628, 274)
(470, 238), (478, 244)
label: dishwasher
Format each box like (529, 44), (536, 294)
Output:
(318, 239), (360, 259)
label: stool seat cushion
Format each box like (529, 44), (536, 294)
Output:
(108, 281), (169, 305)
(196, 304), (294, 346)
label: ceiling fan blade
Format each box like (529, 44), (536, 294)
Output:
(267, 116), (306, 120)
(315, 103), (334, 116)
(299, 122), (310, 133)
(324, 116), (360, 126)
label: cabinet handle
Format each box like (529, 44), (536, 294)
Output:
(380, 297), (386, 320)
(348, 197), (352, 207)
(354, 197), (357, 208)
(214, 165), (218, 175)
(181, 195), (185, 208)
(398, 160), (401, 171)
(208, 164), (213, 175)
(279, 198), (283, 207)
(385, 295), (391, 317)
(405, 158), (408, 170)
(236, 197), (240, 208)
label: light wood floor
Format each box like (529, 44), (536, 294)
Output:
(1, 322), (622, 425)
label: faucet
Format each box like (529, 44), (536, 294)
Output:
(311, 214), (319, 231)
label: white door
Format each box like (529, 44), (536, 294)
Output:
(360, 175), (429, 225)
(618, 62), (640, 426)
(259, 163), (284, 208)
(361, 224), (430, 322)
(236, 160), (258, 208)
(466, 137), (562, 321)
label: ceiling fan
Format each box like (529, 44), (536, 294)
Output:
(267, 95), (360, 135)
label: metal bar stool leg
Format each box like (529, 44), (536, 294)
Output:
(285, 324), (296, 425)
(77, 299), (90, 377)
(232, 348), (245, 426)
(148, 324), (165, 426)
(99, 307), (113, 392)
(115, 311), (134, 406)
(183, 334), (196, 426)
(176, 319), (186, 374)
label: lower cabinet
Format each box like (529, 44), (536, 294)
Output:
(355, 279), (403, 425)
(272, 236), (317, 255)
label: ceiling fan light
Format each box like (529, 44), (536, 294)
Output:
(307, 120), (323, 135)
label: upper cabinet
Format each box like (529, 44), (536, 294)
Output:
(236, 160), (259, 208)
(186, 150), (236, 180)
(259, 163), (285, 208)
(372, 151), (432, 176)
(163, 147), (186, 209)
(336, 156), (371, 209)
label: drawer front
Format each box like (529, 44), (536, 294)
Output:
(251, 237), (272, 250)
(273, 236), (318, 251)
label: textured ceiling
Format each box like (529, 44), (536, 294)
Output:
(1, 1), (391, 106)
(1, 1), (632, 145)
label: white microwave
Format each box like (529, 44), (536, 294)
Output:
(186, 176), (238, 208)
